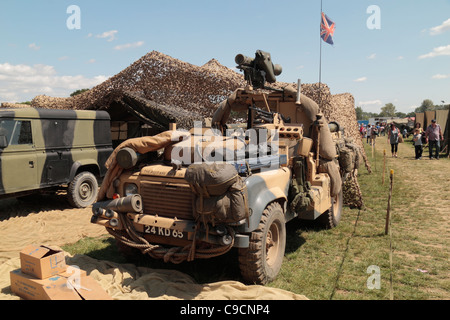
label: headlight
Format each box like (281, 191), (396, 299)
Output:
(124, 183), (138, 196)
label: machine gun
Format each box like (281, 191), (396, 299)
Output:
(249, 106), (291, 125)
(235, 50), (282, 89)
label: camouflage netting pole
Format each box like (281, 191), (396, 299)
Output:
(13, 50), (370, 208)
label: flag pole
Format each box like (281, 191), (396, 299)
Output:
(318, 0), (323, 109)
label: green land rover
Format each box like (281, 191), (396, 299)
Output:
(0, 108), (113, 208)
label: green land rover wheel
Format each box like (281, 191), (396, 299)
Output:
(67, 172), (98, 208)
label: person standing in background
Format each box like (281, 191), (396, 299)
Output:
(366, 124), (372, 144)
(413, 128), (423, 160)
(425, 119), (444, 160)
(388, 123), (400, 158)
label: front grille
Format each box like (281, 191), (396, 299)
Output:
(140, 180), (194, 220)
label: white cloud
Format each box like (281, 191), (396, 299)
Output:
(96, 30), (118, 42)
(0, 63), (56, 76)
(432, 74), (450, 79)
(28, 43), (40, 51)
(87, 59), (96, 64)
(429, 18), (450, 35)
(367, 53), (376, 60)
(397, 56), (404, 60)
(354, 77), (368, 82)
(114, 41), (144, 50)
(419, 44), (450, 59)
(58, 56), (70, 61)
(359, 100), (382, 106)
(0, 62), (108, 102)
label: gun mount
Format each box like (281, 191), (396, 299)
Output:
(235, 50), (282, 89)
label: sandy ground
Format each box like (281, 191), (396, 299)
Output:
(0, 194), (307, 300)
(0, 194), (107, 263)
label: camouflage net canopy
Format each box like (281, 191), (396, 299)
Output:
(27, 50), (369, 208)
(30, 51), (245, 130)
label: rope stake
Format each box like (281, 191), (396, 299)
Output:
(385, 169), (395, 300)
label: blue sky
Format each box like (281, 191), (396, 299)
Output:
(1, 0), (449, 114)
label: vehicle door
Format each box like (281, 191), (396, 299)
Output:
(37, 119), (74, 187)
(0, 119), (38, 194)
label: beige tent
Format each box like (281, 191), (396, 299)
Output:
(425, 111), (436, 129)
(435, 110), (449, 130)
(415, 113), (425, 129)
(436, 110), (450, 155)
(416, 109), (450, 156)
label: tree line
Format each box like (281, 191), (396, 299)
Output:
(356, 99), (449, 121)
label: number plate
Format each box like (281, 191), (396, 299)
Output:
(144, 225), (185, 239)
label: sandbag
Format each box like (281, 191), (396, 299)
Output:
(185, 163), (249, 225)
(195, 178), (249, 225)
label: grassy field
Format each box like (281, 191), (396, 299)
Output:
(63, 136), (450, 300)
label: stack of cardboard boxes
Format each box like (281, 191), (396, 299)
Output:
(10, 245), (111, 300)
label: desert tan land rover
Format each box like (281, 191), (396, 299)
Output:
(91, 51), (360, 284)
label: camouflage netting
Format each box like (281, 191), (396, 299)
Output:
(0, 103), (31, 108)
(11, 50), (369, 207)
(29, 52), (244, 124)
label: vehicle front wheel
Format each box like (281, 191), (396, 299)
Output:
(67, 171), (98, 208)
(238, 202), (286, 285)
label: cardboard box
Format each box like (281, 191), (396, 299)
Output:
(10, 268), (112, 300)
(20, 245), (67, 279)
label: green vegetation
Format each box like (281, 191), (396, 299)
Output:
(356, 99), (449, 120)
(70, 88), (90, 97)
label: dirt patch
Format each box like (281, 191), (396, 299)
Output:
(0, 194), (309, 300)
(0, 195), (107, 263)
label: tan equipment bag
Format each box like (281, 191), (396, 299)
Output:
(185, 163), (249, 225)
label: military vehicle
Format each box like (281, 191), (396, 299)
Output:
(0, 108), (113, 208)
(91, 51), (359, 284)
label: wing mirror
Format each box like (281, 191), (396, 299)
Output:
(0, 135), (7, 148)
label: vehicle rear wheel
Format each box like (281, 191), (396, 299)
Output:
(238, 202), (286, 285)
(67, 171), (98, 208)
(318, 190), (343, 229)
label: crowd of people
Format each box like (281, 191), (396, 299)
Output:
(359, 119), (445, 160)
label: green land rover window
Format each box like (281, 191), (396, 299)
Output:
(0, 120), (33, 146)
